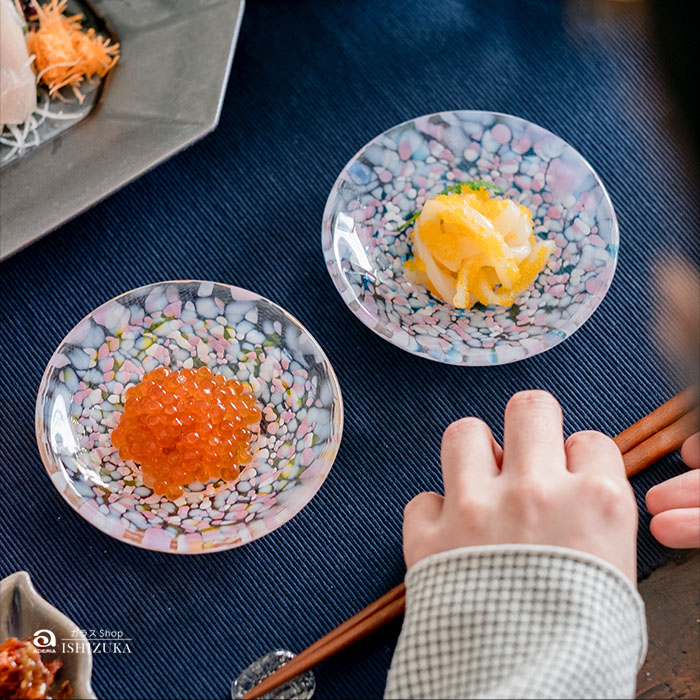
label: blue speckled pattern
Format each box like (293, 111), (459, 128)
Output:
(323, 111), (618, 365)
(36, 282), (343, 553)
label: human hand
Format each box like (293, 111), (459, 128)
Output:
(646, 432), (700, 548)
(403, 390), (639, 581)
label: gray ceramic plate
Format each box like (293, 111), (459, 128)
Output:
(0, 571), (96, 698)
(0, 0), (245, 260)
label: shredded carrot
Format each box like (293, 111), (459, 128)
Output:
(26, 0), (119, 104)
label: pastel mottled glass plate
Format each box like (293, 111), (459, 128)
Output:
(322, 110), (619, 365)
(36, 281), (343, 554)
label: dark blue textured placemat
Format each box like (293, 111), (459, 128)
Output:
(1, 1), (699, 699)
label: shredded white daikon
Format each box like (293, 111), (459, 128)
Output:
(36, 60), (79, 83)
(0, 96), (87, 163)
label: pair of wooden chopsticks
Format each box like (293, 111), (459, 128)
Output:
(243, 387), (699, 699)
(617, 385), (698, 476)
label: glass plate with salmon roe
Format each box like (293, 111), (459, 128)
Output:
(111, 366), (261, 500)
(36, 281), (344, 554)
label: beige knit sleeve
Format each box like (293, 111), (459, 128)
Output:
(385, 545), (647, 699)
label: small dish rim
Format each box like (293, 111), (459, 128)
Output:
(321, 109), (620, 366)
(35, 280), (345, 554)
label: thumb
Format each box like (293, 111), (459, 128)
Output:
(403, 491), (443, 568)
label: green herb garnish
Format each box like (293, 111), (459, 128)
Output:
(396, 179), (504, 232)
(395, 210), (421, 233)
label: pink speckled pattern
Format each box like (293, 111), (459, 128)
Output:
(322, 111), (619, 365)
(36, 282), (344, 554)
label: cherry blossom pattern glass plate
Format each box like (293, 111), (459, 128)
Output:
(322, 110), (619, 365)
(36, 281), (343, 554)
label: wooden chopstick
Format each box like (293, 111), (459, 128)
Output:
(243, 389), (698, 699)
(623, 407), (699, 477)
(301, 582), (406, 657)
(244, 592), (407, 700)
(615, 385), (697, 454)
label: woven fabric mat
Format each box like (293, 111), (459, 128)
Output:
(1, 1), (698, 698)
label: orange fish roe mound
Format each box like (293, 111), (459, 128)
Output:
(111, 366), (261, 499)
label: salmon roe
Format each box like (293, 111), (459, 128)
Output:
(111, 366), (261, 500)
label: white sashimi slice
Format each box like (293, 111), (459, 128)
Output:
(453, 203), (516, 274)
(492, 200), (521, 238)
(456, 200), (497, 237)
(493, 200), (532, 262)
(413, 225), (457, 303)
(0, 0), (36, 127)
(420, 198), (443, 222)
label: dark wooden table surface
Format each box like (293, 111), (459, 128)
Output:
(636, 549), (700, 698)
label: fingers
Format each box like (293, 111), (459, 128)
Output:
(565, 430), (624, 476)
(646, 470), (700, 514)
(403, 491), (443, 539)
(650, 509), (700, 548)
(648, 433), (700, 548)
(403, 492), (443, 567)
(681, 432), (700, 469)
(502, 390), (566, 474)
(440, 418), (500, 503)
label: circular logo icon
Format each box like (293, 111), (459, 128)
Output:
(32, 629), (57, 649)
